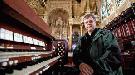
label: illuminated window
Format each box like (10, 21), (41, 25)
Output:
(101, 0), (110, 19)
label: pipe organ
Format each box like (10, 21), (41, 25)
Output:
(104, 3), (135, 71)
(0, 0), (68, 75)
(105, 3), (135, 51)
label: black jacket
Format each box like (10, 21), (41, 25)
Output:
(73, 28), (123, 75)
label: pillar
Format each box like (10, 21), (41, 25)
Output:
(80, 25), (83, 36)
(69, 25), (72, 50)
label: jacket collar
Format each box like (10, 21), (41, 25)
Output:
(85, 28), (105, 42)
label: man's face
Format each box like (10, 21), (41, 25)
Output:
(83, 17), (96, 32)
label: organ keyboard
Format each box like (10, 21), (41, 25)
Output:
(0, 51), (55, 66)
(0, 0), (68, 75)
(6, 56), (60, 75)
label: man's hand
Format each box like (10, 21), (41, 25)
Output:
(79, 63), (94, 75)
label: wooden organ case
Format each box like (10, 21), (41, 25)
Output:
(0, 0), (68, 75)
(105, 3), (135, 71)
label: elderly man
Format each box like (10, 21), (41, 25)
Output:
(73, 14), (123, 75)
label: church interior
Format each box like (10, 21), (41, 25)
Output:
(0, 0), (135, 75)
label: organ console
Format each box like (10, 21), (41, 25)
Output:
(0, 0), (68, 75)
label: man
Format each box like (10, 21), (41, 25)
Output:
(73, 14), (123, 75)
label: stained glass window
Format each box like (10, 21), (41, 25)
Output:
(101, 0), (125, 19)
(115, 0), (121, 7)
(101, 0), (111, 19)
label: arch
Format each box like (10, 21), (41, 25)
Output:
(47, 8), (69, 27)
(48, 8), (69, 39)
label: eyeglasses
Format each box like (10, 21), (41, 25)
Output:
(84, 20), (94, 24)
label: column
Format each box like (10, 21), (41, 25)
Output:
(80, 25), (83, 36)
(69, 25), (72, 50)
